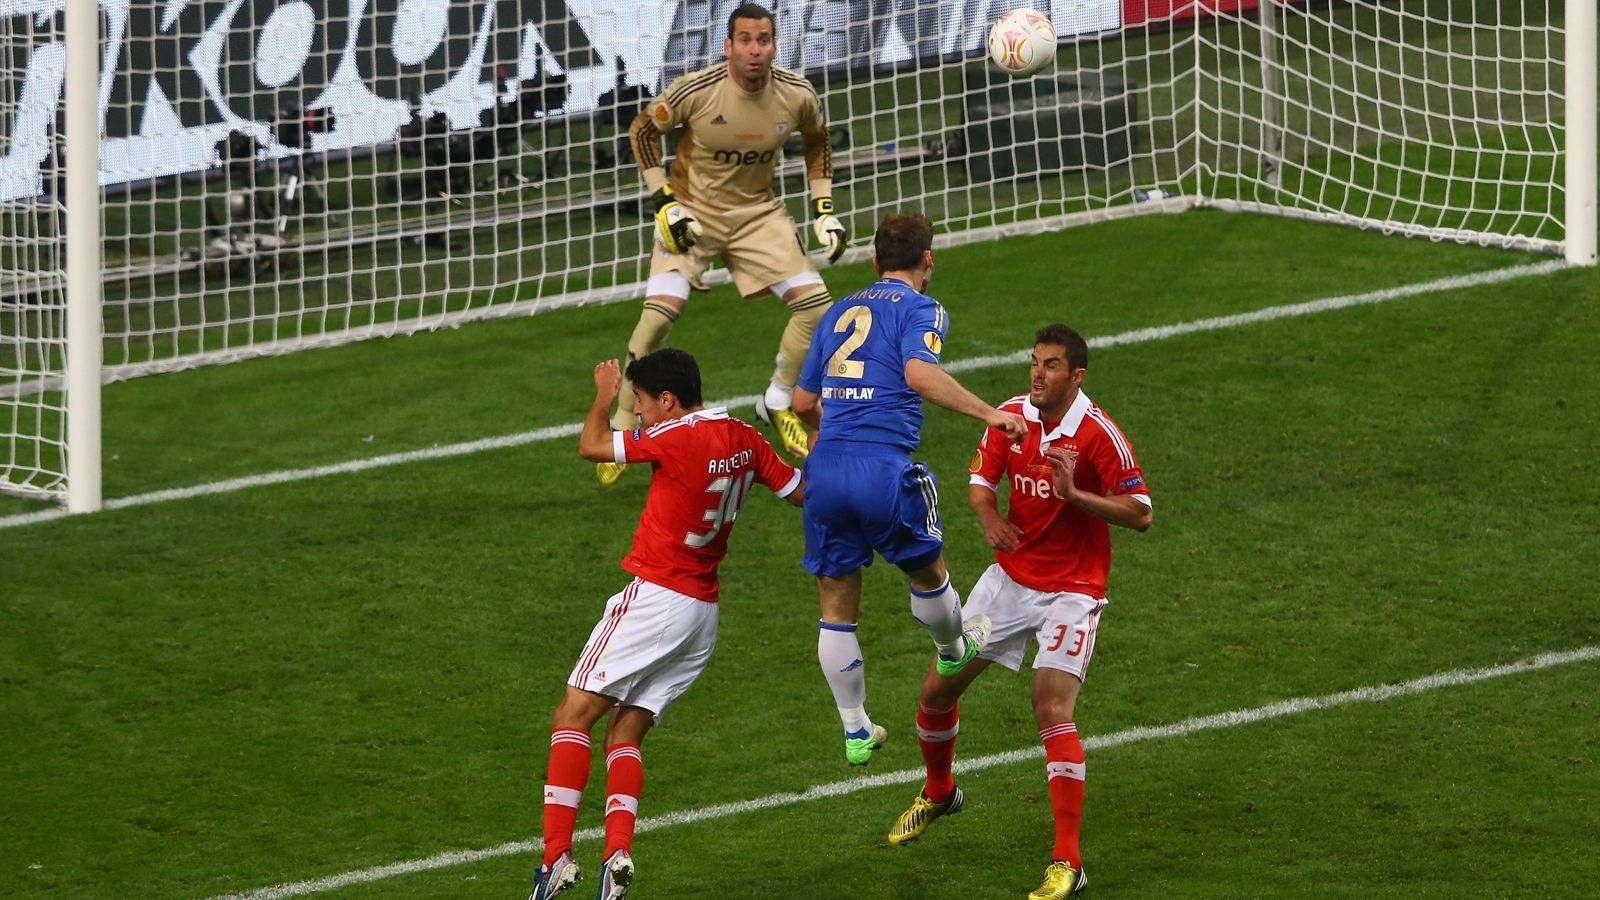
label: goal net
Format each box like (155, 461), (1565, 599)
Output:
(1, 0), (1590, 507)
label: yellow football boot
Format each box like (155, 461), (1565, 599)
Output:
(1027, 861), (1087, 899)
(755, 396), (812, 460)
(887, 785), (964, 845)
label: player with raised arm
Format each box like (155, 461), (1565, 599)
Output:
(884, 324), (1152, 900)
(529, 349), (802, 900)
(597, 2), (845, 485)
(791, 212), (1027, 766)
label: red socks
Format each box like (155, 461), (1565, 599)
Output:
(916, 702), (960, 803)
(1040, 720), (1086, 866)
(541, 729), (645, 865)
(603, 743), (643, 858)
(541, 727), (592, 866)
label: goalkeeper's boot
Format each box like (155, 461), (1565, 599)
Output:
(754, 395), (812, 460)
(934, 613), (993, 679)
(887, 785), (965, 846)
(528, 851), (580, 900)
(595, 849), (633, 900)
(595, 462), (627, 486)
(844, 723), (888, 767)
(1028, 861), (1087, 899)
(771, 407), (812, 459)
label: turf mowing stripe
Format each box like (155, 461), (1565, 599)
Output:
(209, 642), (1600, 899)
(0, 421), (591, 529)
(0, 260), (1564, 531)
(940, 258), (1567, 375)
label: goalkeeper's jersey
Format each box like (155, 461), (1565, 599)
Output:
(630, 64), (832, 212)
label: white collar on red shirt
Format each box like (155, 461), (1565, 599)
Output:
(644, 406), (728, 435)
(1022, 390), (1092, 448)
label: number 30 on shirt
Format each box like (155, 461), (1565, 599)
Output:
(685, 471), (755, 548)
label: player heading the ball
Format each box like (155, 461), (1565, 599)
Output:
(792, 212), (1027, 767)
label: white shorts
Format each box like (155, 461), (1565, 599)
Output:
(962, 564), (1107, 679)
(567, 578), (718, 720)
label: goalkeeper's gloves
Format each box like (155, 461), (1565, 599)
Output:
(651, 185), (701, 254)
(813, 198), (847, 264)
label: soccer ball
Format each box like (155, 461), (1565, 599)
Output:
(987, 9), (1057, 77)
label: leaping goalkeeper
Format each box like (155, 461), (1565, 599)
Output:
(597, 2), (844, 485)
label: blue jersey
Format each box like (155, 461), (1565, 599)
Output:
(797, 277), (949, 452)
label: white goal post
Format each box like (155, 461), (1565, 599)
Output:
(2, 0), (1594, 512)
(64, 0), (104, 513)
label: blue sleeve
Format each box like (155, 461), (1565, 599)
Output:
(900, 299), (949, 367)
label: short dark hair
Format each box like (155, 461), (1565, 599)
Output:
(727, 3), (775, 41)
(1035, 323), (1088, 370)
(626, 348), (703, 408)
(873, 213), (934, 272)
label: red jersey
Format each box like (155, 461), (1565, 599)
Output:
(968, 391), (1150, 596)
(613, 407), (801, 602)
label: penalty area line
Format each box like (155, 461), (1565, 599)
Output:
(209, 642), (1600, 899)
(0, 259), (1564, 532)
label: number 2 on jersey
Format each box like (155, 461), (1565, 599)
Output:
(828, 305), (873, 379)
(685, 470), (755, 548)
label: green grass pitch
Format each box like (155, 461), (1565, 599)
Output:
(2, 209), (1598, 898)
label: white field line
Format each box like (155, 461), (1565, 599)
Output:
(0, 260), (1565, 532)
(210, 643), (1600, 900)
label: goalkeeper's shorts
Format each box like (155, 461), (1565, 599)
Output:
(649, 199), (816, 299)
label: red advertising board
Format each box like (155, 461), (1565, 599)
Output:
(1125, 0), (1266, 27)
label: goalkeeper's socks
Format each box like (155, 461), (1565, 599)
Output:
(541, 727), (592, 866)
(776, 285), (832, 390)
(916, 701), (960, 803)
(762, 379), (794, 414)
(818, 621), (872, 734)
(909, 576), (966, 661)
(1041, 720), (1086, 867)
(602, 742), (643, 858)
(612, 302), (679, 430)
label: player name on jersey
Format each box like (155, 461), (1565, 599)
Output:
(707, 449), (754, 474)
(852, 286), (911, 302)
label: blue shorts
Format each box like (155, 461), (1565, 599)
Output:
(801, 441), (945, 578)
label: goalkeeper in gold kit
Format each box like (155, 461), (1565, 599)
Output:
(597, 2), (844, 485)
